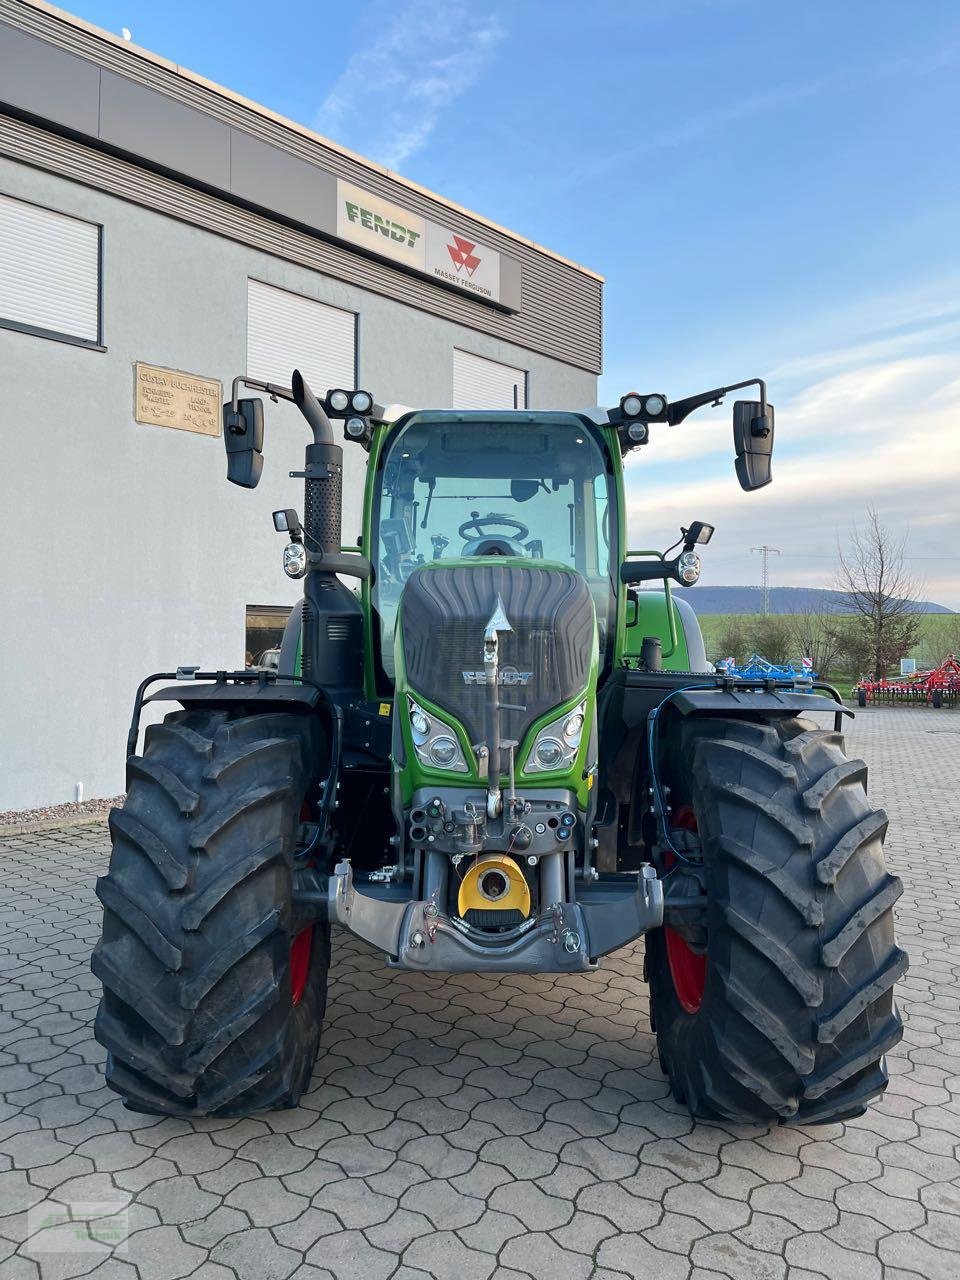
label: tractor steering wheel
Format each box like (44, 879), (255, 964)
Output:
(458, 511), (530, 542)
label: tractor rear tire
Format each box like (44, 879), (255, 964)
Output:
(648, 715), (906, 1125)
(92, 708), (329, 1116)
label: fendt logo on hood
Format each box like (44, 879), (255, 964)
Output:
(462, 667), (532, 686)
(446, 235), (482, 277)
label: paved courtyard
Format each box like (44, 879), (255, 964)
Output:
(1, 707), (958, 1280)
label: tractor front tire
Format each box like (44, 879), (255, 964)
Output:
(648, 715), (906, 1125)
(92, 708), (329, 1116)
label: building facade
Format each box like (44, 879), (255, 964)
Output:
(0, 1), (603, 811)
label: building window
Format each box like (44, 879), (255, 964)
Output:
(246, 279), (356, 392)
(0, 192), (102, 347)
(453, 349), (527, 410)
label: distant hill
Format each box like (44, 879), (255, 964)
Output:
(644, 585), (955, 616)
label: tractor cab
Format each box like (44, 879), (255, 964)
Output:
(367, 410), (618, 685)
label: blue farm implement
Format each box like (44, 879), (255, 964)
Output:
(716, 652), (818, 682)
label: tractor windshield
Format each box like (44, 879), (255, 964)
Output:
(371, 414), (617, 682)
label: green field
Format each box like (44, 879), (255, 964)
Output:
(697, 612), (959, 695)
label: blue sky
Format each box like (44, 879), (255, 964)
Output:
(69, 0), (960, 605)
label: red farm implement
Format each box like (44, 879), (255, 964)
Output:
(856, 655), (960, 708)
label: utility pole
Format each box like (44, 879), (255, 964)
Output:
(751, 545), (781, 615)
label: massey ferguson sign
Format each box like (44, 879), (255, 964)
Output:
(335, 179), (504, 306)
(426, 223), (501, 302)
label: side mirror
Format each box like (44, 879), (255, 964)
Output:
(733, 400), (774, 490)
(223, 398), (264, 489)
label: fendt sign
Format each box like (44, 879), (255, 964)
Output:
(336, 179), (503, 306)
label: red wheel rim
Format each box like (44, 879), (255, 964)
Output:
(290, 801), (315, 1007)
(664, 805), (706, 1014)
(290, 927), (312, 1006)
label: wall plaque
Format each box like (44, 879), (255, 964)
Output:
(134, 363), (222, 437)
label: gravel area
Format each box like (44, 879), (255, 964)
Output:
(0, 796), (124, 832)
(0, 707), (956, 1280)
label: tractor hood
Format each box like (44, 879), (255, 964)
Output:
(396, 560), (597, 784)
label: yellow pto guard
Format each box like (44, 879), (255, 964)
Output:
(458, 854), (531, 921)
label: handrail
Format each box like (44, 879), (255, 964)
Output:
(624, 549), (678, 659)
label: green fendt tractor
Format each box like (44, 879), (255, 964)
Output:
(93, 372), (906, 1124)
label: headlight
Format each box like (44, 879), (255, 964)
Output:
(329, 389), (350, 412)
(678, 550), (701, 585)
(410, 705), (431, 742)
(621, 393), (643, 417)
(351, 390), (373, 413)
(626, 421), (648, 444)
(526, 701), (588, 774)
(644, 394), (666, 416)
(345, 416), (366, 438)
(407, 697), (469, 772)
(282, 541), (307, 578)
(429, 736), (459, 767)
(534, 738), (565, 769)
(563, 712), (585, 745)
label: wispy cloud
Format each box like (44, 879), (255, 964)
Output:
(315, 1), (504, 171)
(624, 349), (960, 607)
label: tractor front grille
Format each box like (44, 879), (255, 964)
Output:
(399, 564), (595, 747)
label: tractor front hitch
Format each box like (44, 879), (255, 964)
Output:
(326, 859), (664, 973)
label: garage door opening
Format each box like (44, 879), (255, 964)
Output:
(245, 604), (293, 670)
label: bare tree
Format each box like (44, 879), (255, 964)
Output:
(710, 615), (750, 665)
(943, 612), (960, 648)
(748, 613), (793, 665)
(788, 601), (848, 677)
(835, 509), (923, 680)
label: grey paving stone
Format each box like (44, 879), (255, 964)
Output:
(306, 1229), (395, 1280)
(400, 1179), (484, 1230)
(138, 1176), (218, 1224)
(312, 1178), (397, 1229)
(597, 1231), (692, 1278)
(403, 1231), (496, 1280)
(210, 1227), (301, 1280)
(1, 708), (958, 1280)
(124, 1225), (206, 1280)
(180, 1206), (250, 1249)
(224, 1176), (309, 1226)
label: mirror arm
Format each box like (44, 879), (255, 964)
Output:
(230, 375), (296, 414)
(667, 377), (767, 426)
(620, 557), (681, 585)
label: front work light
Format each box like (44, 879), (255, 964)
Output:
(273, 508), (302, 536)
(345, 416), (367, 438)
(283, 541), (307, 579)
(351, 390), (373, 413)
(328, 389), (350, 413)
(627, 421), (649, 444)
(621, 393), (643, 417)
(678, 550), (701, 585)
(683, 520), (715, 546)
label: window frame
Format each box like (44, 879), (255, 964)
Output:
(0, 192), (105, 351)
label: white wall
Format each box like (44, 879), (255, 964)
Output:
(0, 158), (597, 809)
